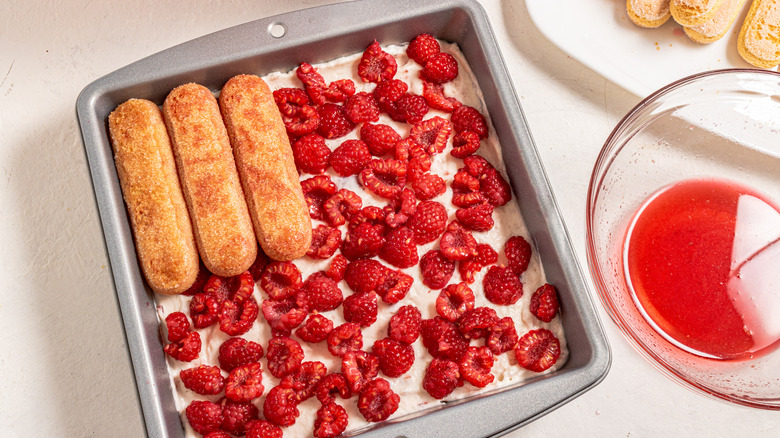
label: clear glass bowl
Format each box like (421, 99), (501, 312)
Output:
(587, 69), (780, 409)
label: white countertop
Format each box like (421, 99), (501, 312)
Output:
(1, 0), (777, 436)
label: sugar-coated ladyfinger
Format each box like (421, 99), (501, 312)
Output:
(627, 0), (672, 28)
(738, 0), (780, 68)
(108, 99), (199, 295)
(163, 83), (257, 277)
(219, 75), (312, 261)
(685, 0), (747, 43)
(671, 0), (726, 26)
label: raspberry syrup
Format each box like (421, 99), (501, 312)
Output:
(623, 178), (780, 360)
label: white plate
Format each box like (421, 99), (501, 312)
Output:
(525, 0), (763, 97)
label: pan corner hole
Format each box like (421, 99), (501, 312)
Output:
(269, 22), (286, 39)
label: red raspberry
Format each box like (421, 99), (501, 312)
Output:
(436, 282), (475, 322)
(182, 263), (210, 296)
(329, 139), (372, 177)
(214, 271), (255, 302)
(360, 122), (402, 156)
(450, 169), (485, 208)
(480, 167), (512, 206)
(248, 251), (271, 283)
(185, 400), (223, 435)
(292, 133), (330, 174)
(345, 91), (380, 123)
(280, 360), (327, 402)
(180, 365), (225, 395)
(358, 40), (398, 83)
(421, 316), (468, 362)
(357, 378), (400, 422)
(273, 87), (310, 117)
(261, 299), (307, 336)
(439, 221), (478, 261)
(348, 205), (387, 230)
(225, 362), (265, 402)
(483, 265), (524, 305)
(458, 242), (498, 284)
(263, 385), (300, 427)
(343, 291), (379, 327)
(406, 151), (432, 183)
(505, 235), (532, 276)
(450, 130), (481, 158)
(296, 62), (327, 105)
(372, 79), (408, 113)
(515, 329), (561, 372)
(423, 358), (461, 399)
(383, 188), (417, 229)
(388, 305), (422, 344)
(307, 224), (342, 260)
(218, 337), (264, 372)
(530, 283), (560, 323)
(203, 431), (232, 438)
(422, 80), (461, 112)
(409, 116), (452, 155)
(411, 172), (446, 201)
(314, 402), (349, 438)
(295, 313), (334, 343)
(451, 105), (488, 139)
(374, 268), (413, 304)
(219, 295), (259, 336)
(407, 200), (447, 244)
(296, 272), (343, 312)
(325, 254), (348, 282)
(220, 398), (259, 436)
(458, 306), (499, 340)
(359, 159), (407, 199)
(327, 322), (363, 357)
(246, 420), (283, 438)
(459, 346), (495, 388)
(315, 373), (352, 404)
(282, 105), (320, 136)
(164, 331), (201, 362)
(421, 52), (458, 84)
(407, 33), (441, 64)
(344, 258), (388, 294)
(380, 226), (419, 269)
(456, 202), (495, 232)
(486, 316), (519, 355)
(323, 188), (362, 227)
(390, 93), (429, 124)
(266, 336), (304, 378)
(341, 350), (379, 393)
(420, 249), (455, 290)
(323, 78), (356, 103)
(301, 175), (337, 220)
(317, 103), (355, 139)
(165, 312), (190, 342)
(372, 337), (415, 377)
(189, 291), (221, 329)
(341, 222), (386, 260)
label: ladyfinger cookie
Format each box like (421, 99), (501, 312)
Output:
(219, 75), (312, 261)
(163, 83), (257, 277)
(685, 0), (747, 43)
(108, 99), (199, 295)
(670, 0), (726, 26)
(738, 0), (780, 68)
(627, 0), (672, 28)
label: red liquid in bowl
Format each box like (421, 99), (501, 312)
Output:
(624, 178), (780, 360)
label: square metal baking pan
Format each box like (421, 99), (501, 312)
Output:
(76, 0), (610, 436)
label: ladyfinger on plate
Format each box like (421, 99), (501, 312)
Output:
(685, 0), (748, 43)
(671, 0), (727, 26)
(627, 0), (672, 28)
(738, 0), (780, 68)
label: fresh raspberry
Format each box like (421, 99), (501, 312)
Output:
(315, 373), (352, 404)
(451, 105), (488, 139)
(292, 133), (331, 174)
(357, 378), (400, 422)
(421, 317), (469, 362)
(409, 116), (452, 155)
(296, 271), (343, 312)
(358, 40), (398, 83)
(282, 105), (320, 136)
(480, 167), (512, 206)
(436, 282), (475, 322)
(280, 360), (327, 402)
(505, 235), (532, 276)
(388, 305), (422, 344)
(273, 87), (310, 117)
(407, 201), (447, 244)
(439, 221), (478, 261)
(459, 346), (495, 388)
(189, 291), (221, 329)
(296, 62), (328, 105)
(323, 78), (356, 103)
(225, 362), (265, 402)
(421, 52), (458, 84)
(327, 322), (363, 357)
(263, 385), (300, 427)
(530, 283), (560, 323)
(372, 337), (414, 377)
(372, 79), (408, 113)
(342, 291), (378, 327)
(185, 400), (223, 435)
(313, 402), (349, 438)
(182, 262), (210, 296)
(219, 295), (259, 336)
(301, 175), (337, 220)
(345, 91), (380, 124)
(340, 222), (386, 260)
(450, 169), (485, 208)
(325, 254), (348, 282)
(486, 316), (519, 355)
(210, 271), (255, 302)
(483, 265), (524, 305)
(266, 336), (304, 378)
(422, 80), (461, 112)
(246, 420), (283, 438)
(458, 243), (498, 284)
(390, 93), (429, 124)
(165, 312), (190, 342)
(462, 153), (490, 176)
(422, 358), (461, 399)
(344, 258), (388, 294)
(456, 202), (495, 232)
(218, 337), (264, 372)
(329, 139), (372, 177)
(406, 149), (433, 183)
(323, 188), (362, 227)
(347, 207), (385, 232)
(295, 313), (334, 343)
(261, 298), (307, 336)
(374, 268), (413, 304)
(317, 103), (355, 139)
(341, 350), (379, 393)
(164, 331), (201, 362)
(383, 188), (417, 229)
(359, 159), (407, 199)
(248, 251), (271, 283)
(450, 130), (481, 158)
(458, 306), (499, 340)
(407, 33), (441, 64)
(420, 249), (455, 290)
(180, 365), (225, 395)
(380, 226), (419, 269)
(515, 329), (561, 372)
(307, 225), (342, 260)
(220, 398), (259, 436)
(360, 122), (402, 156)
(411, 172), (446, 201)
